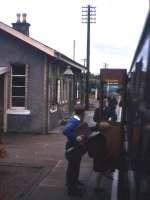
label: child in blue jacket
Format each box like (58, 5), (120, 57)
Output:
(63, 104), (86, 197)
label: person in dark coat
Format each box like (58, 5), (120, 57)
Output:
(107, 95), (118, 121)
(93, 100), (109, 124)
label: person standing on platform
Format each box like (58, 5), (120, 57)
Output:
(63, 104), (87, 197)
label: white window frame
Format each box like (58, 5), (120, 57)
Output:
(57, 79), (68, 105)
(57, 79), (61, 104)
(64, 79), (68, 103)
(49, 75), (58, 113)
(9, 64), (28, 111)
(76, 81), (81, 104)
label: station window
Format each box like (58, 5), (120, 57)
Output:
(49, 75), (58, 112)
(10, 64), (27, 109)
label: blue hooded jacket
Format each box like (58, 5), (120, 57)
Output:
(63, 115), (80, 146)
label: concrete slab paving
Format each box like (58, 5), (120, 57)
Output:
(0, 111), (113, 200)
(0, 162), (54, 200)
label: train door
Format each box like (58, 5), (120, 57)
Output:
(99, 69), (127, 166)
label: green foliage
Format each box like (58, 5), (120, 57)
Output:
(89, 73), (99, 89)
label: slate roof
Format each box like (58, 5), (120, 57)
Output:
(0, 21), (86, 71)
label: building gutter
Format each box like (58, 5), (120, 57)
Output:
(54, 51), (86, 72)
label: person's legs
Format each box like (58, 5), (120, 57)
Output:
(111, 109), (117, 121)
(108, 109), (117, 121)
(94, 172), (102, 191)
(66, 155), (81, 186)
(66, 154), (83, 196)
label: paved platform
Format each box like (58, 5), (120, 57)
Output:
(0, 162), (52, 200)
(0, 111), (112, 200)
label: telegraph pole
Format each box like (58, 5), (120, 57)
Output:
(82, 5), (96, 110)
(103, 63), (108, 69)
(73, 40), (76, 60)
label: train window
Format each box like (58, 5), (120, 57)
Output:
(103, 82), (122, 97)
(141, 38), (149, 72)
(100, 69), (127, 122)
(101, 81), (123, 122)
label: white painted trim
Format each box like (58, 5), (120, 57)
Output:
(6, 109), (31, 115)
(10, 64), (27, 108)
(0, 67), (8, 75)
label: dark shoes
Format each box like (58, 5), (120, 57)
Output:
(67, 180), (85, 197)
(66, 180), (85, 187)
(68, 187), (83, 197)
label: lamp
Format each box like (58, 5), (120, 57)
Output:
(63, 66), (74, 79)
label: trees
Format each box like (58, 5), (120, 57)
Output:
(89, 73), (99, 99)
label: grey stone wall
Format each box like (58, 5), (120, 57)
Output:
(0, 30), (46, 133)
(0, 30), (85, 134)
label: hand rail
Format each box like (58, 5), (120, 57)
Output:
(111, 170), (119, 200)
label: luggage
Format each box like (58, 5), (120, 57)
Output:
(104, 121), (122, 161)
(86, 132), (106, 158)
(86, 121), (122, 172)
(86, 132), (110, 172)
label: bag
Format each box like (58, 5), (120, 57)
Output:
(86, 132), (106, 158)
(88, 122), (122, 172)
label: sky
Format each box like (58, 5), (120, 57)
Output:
(0, 0), (149, 74)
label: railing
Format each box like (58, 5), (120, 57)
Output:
(111, 170), (119, 200)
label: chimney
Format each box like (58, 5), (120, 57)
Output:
(12, 13), (30, 36)
(16, 13), (21, 23)
(22, 13), (27, 23)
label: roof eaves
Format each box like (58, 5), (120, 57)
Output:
(54, 51), (86, 72)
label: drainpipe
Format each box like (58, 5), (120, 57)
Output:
(43, 55), (49, 134)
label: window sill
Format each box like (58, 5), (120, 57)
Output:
(7, 109), (31, 115)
